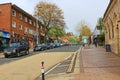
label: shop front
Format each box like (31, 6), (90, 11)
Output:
(0, 31), (10, 51)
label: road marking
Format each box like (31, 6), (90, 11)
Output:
(45, 63), (61, 75)
(65, 55), (72, 60)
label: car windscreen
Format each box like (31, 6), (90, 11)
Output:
(9, 43), (20, 48)
(35, 44), (42, 47)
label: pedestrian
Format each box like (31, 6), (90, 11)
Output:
(94, 38), (97, 47)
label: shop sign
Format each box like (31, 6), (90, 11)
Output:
(0, 31), (10, 38)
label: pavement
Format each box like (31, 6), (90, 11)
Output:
(45, 45), (120, 80)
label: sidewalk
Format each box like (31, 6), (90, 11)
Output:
(45, 45), (120, 80)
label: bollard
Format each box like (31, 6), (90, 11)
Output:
(41, 61), (45, 80)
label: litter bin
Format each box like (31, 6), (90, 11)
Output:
(105, 44), (111, 52)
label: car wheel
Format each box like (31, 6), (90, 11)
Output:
(25, 50), (29, 55)
(4, 54), (9, 58)
(41, 48), (43, 51)
(17, 52), (20, 57)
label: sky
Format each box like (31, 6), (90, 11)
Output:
(0, 0), (110, 35)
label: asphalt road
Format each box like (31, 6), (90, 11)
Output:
(0, 45), (81, 65)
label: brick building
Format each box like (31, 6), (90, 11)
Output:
(0, 3), (42, 50)
(103, 0), (120, 55)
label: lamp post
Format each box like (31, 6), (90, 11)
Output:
(36, 17), (39, 45)
(35, 7), (43, 45)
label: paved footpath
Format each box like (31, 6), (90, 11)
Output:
(46, 45), (120, 80)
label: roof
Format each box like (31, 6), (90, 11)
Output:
(103, 0), (113, 19)
(12, 4), (35, 19)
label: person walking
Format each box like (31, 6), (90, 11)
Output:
(94, 38), (97, 47)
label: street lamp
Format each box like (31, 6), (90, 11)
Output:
(36, 17), (39, 45)
(35, 7), (43, 45)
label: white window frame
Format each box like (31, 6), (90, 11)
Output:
(24, 17), (28, 22)
(24, 27), (27, 33)
(33, 22), (36, 26)
(19, 13), (23, 20)
(19, 24), (23, 30)
(12, 10), (16, 16)
(29, 19), (32, 24)
(12, 21), (16, 28)
(29, 28), (32, 34)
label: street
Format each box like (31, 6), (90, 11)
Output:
(0, 45), (81, 80)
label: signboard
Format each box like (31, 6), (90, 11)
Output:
(0, 31), (10, 38)
(82, 36), (88, 43)
(105, 44), (111, 52)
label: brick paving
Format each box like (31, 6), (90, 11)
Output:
(46, 45), (120, 80)
(74, 46), (120, 80)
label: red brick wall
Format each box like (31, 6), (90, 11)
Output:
(0, 3), (12, 32)
(11, 7), (37, 38)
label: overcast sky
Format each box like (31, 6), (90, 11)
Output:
(0, 0), (110, 35)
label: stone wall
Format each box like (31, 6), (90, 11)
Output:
(103, 0), (120, 55)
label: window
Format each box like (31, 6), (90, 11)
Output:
(24, 17), (28, 22)
(12, 21), (16, 28)
(29, 28), (32, 34)
(28, 29), (35, 34)
(19, 13), (22, 20)
(12, 10), (16, 16)
(19, 24), (22, 30)
(31, 30), (35, 35)
(29, 20), (32, 24)
(33, 22), (36, 26)
(24, 27), (28, 33)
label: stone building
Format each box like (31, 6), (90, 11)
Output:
(103, 0), (120, 55)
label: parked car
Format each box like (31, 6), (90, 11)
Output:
(46, 43), (52, 49)
(50, 43), (56, 48)
(54, 43), (60, 47)
(41, 43), (47, 50)
(3, 41), (29, 58)
(33, 44), (42, 51)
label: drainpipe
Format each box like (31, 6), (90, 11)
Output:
(117, 0), (120, 54)
(117, 24), (119, 54)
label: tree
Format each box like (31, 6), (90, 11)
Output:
(34, 1), (65, 42)
(97, 18), (105, 46)
(97, 18), (104, 34)
(48, 26), (66, 37)
(76, 21), (92, 41)
(68, 36), (79, 43)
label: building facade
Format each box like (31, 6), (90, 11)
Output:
(0, 3), (42, 50)
(103, 0), (120, 55)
